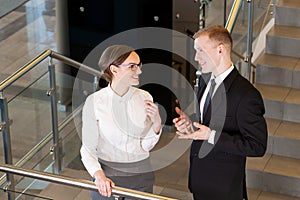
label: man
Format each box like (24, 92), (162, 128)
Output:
(173, 25), (268, 200)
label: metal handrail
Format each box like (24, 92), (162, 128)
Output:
(225, 0), (243, 34)
(0, 50), (52, 91)
(50, 51), (101, 77)
(0, 164), (177, 200)
(0, 49), (101, 92)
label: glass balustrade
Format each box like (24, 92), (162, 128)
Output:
(226, 0), (277, 80)
(0, 58), (87, 198)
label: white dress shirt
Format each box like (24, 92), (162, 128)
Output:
(80, 85), (161, 177)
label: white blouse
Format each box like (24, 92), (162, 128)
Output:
(80, 85), (161, 177)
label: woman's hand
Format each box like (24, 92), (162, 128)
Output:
(93, 170), (115, 197)
(145, 100), (162, 134)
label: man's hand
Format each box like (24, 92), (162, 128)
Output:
(94, 170), (115, 197)
(172, 107), (194, 134)
(176, 122), (212, 140)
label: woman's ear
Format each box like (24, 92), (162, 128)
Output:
(110, 65), (118, 75)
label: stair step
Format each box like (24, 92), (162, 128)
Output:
(249, 189), (300, 200)
(275, 0), (300, 27)
(247, 154), (300, 197)
(266, 25), (300, 58)
(255, 84), (300, 123)
(256, 54), (300, 88)
(266, 118), (300, 159)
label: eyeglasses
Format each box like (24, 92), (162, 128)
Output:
(116, 62), (142, 71)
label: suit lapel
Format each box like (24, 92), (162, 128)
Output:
(203, 67), (239, 124)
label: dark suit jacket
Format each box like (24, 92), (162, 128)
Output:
(189, 67), (268, 200)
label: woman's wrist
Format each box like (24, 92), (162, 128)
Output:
(94, 170), (105, 180)
(152, 122), (162, 134)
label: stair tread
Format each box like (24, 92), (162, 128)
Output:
(247, 154), (272, 171)
(255, 83), (300, 104)
(278, 0), (300, 8)
(247, 154), (300, 179)
(265, 155), (300, 179)
(266, 118), (281, 136)
(255, 83), (291, 101)
(268, 25), (300, 39)
(266, 117), (300, 140)
(257, 53), (299, 70)
(248, 188), (300, 200)
(258, 191), (300, 200)
(296, 61), (300, 71)
(271, 119), (300, 140)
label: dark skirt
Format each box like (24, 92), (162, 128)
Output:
(90, 158), (155, 200)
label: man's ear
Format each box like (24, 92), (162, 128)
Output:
(218, 43), (226, 54)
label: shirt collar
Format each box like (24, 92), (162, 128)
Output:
(211, 65), (234, 85)
(107, 84), (135, 102)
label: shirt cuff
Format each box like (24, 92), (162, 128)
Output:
(153, 126), (162, 136)
(208, 129), (216, 144)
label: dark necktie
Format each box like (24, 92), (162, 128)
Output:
(203, 79), (216, 116)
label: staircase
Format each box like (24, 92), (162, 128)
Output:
(247, 0), (300, 197)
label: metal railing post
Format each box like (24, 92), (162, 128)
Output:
(0, 91), (14, 200)
(199, 0), (207, 29)
(224, 0), (227, 27)
(93, 76), (99, 92)
(245, 0), (254, 81)
(48, 58), (61, 174)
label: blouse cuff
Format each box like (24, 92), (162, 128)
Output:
(208, 130), (216, 144)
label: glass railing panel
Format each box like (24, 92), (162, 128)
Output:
(230, 0), (273, 63)
(5, 175), (69, 200)
(60, 119), (83, 171)
(0, 62), (49, 166)
(0, 181), (53, 200)
(191, 0), (273, 79)
(14, 152), (55, 198)
(0, 56), (95, 197)
(11, 110), (81, 197)
(206, 0), (234, 27)
(216, 0), (273, 80)
(13, 96), (83, 197)
(0, 62), (77, 162)
(3, 77), (51, 167)
(2, 58), (48, 102)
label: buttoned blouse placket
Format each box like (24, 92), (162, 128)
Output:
(117, 93), (130, 161)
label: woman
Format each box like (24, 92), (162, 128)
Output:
(80, 45), (162, 199)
